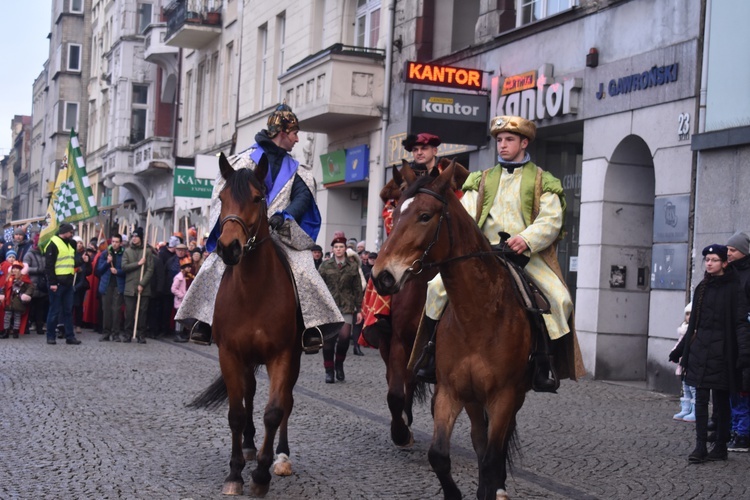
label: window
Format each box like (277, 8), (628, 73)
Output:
(131, 84), (148, 143)
(137, 3), (153, 34)
(518, 0), (577, 26)
(70, 0), (83, 13)
(183, 70), (192, 137)
(258, 24), (269, 109)
(64, 102), (79, 131)
(222, 43), (234, 124)
(195, 62), (205, 136)
(209, 52), (219, 130)
(276, 13), (286, 100)
(355, 0), (380, 48)
(67, 44), (82, 72)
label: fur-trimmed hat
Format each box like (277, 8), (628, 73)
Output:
(402, 133), (441, 152)
(267, 103), (300, 138)
(727, 231), (750, 256)
(490, 115), (536, 142)
(702, 244), (728, 262)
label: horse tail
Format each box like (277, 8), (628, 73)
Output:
(187, 374), (227, 409)
(413, 380), (431, 405)
(506, 428), (521, 471)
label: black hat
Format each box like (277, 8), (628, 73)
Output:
(311, 244), (322, 252)
(58, 223), (75, 235)
(702, 244), (728, 262)
(367, 252), (378, 260)
(132, 227), (144, 239)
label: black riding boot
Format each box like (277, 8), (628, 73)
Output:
(531, 323), (559, 393)
(362, 316), (391, 348)
(414, 317), (438, 384)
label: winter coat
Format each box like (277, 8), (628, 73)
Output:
(14, 239), (32, 262)
(730, 255), (750, 391)
(3, 275), (35, 313)
(318, 258), (364, 315)
(150, 252), (167, 296)
(675, 267), (750, 391)
(96, 247), (125, 295)
(122, 243), (154, 297)
(73, 256), (92, 307)
(171, 272), (188, 310)
(23, 247), (47, 298)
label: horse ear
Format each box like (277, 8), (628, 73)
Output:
(400, 159), (418, 187)
(254, 154), (269, 189)
(433, 159), (457, 194)
(219, 153), (234, 180)
(392, 161), (404, 186)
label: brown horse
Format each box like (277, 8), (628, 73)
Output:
(372, 161), (532, 500)
(189, 153), (302, 496)
(374, 159), (468, 448)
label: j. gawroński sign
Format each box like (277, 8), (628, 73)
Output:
(404, 61), (483, 91)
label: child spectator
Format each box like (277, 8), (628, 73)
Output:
(0, 262), (34, 338)
(171, 256), (193, 343)
(673, 302), (696, 422)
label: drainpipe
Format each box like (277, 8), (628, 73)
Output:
(365, 0), (396, 251)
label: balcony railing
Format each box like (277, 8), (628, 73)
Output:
(164, 0), (223, 49)
(133, 137), (174, 175)
(144, 23), (178, 65)
(279, 44), (386, 133)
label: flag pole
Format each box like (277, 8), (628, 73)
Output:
(132, 210), (152, 340)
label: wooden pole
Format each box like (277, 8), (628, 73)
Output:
(184, 216), (189, 245)
(132, 210), (152, 340)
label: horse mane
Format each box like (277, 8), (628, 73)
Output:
(225, 166), (266, 203)
(400, 175), (435, 202)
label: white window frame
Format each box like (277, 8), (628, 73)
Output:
(63, 101), (79, 132)
(276, 13), (286, 101)
(516, 0), (577, 27)
(131, 84), (149, 143)
(67, 43), (82, 72)
(137, 2), (153, 34)
(70, 0), (84, 14)
(355, 0), (380, 49)
(259, 24), (269, 109)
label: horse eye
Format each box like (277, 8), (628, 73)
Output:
(418, 213), (431, 223)
(253, 195), (263, 203)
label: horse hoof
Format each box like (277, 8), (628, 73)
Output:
(273, 453), (293, 476)
(394, 431), (415, 449)
(243, 448), (257, 461)
(250, 481), (270, 497)
(496, 488), (510, 499)
(221, 481), (244, 495)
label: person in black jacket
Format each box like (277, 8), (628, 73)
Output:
(670, 244), (750, 463)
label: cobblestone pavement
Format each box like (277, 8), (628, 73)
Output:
(1, 329), (748, 499)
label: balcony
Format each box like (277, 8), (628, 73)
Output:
(279, 44), (386, 133)
(144, 23), (178, 66)
(133, 137), (174, 175)
(164, 0), (223, 50)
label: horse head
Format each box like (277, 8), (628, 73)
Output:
(372, 160), (458, 295)
(216, 152), (270, 266)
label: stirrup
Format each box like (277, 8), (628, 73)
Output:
(189, 321), (212, 346)
(302, 327), (324, 354)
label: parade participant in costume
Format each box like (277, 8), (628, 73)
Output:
(414, 116), (578, 392)
(0, 262), (34, 338)
(176, 104), (343, 349)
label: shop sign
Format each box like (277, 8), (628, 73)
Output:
(409, 90), (489, 147)
(173, 167), (213, 198)
(596, 63), (679, 100)
(320, 149), (347, 185)
(404, 61), (483, 91)
(345, 145), (369, 183)
(491, 64), (582, 121)
(502, 71), (536, 95)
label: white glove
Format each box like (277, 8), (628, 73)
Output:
(20, 293), (32, 303)
(0, 294), (4, 302)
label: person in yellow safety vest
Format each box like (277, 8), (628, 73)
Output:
(43, 222), (82, 345)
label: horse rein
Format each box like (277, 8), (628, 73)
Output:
(219, 196), (270, 253)
(406, 188), (454, 275)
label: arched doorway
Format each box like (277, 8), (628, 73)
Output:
(580, 135), (655, 380)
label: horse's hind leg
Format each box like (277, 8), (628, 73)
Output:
(220, 356), (247, 495)
(465, 401), (489, 494)
(477, 392), (523, 500)
(242, 368), (257, 461)
(428, 389), (463, 500)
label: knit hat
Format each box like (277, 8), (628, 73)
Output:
(266, 103), (299, 138)
(490, 115), (537, 142)
(684, 302), (692, 314)
(58, 222), (75, 235)
(5, 250), (17, 260)
(168, 235), (180, 248)
(726, 231), (750, 256)
(132, 227), (144, 239)
(702, 244), (728, 262)
(402, 133), (441, 152)
(14, 228), (26, 236)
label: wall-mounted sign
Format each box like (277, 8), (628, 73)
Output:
(651, 243), (688, 290)
(502, 71), (536, 95)
(320, 150), (346, 185)
(653, 195), (690, 243)
(409, 90), (489, 147)
(595, 63), (679, 100)
(173, 167), (214, 198)
(345, 145), (369, 183)
(491, 64), (582, 121)
(404, 61), (483, 91)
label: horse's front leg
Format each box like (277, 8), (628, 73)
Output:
(386, 339), (413, 447)
(220, 356), (247, 495)
(242, 367), (258, 461)
(465, 402), (489, 496)
(273, 356), (300, 477)
(428, 387), (463, 500)
(478, 391), (525, 500)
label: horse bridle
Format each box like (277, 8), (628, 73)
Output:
(219, 196), (269, 254)
(406, 188), (454, 275)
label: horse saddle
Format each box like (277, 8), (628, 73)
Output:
(492, 233), (551, 315)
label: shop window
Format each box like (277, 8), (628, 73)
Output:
(517, 0), (577, 26)
(355, 0), (380, 48)
(67, 44), (82, 72)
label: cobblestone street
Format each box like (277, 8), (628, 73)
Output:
(1, 329), (748, 499)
